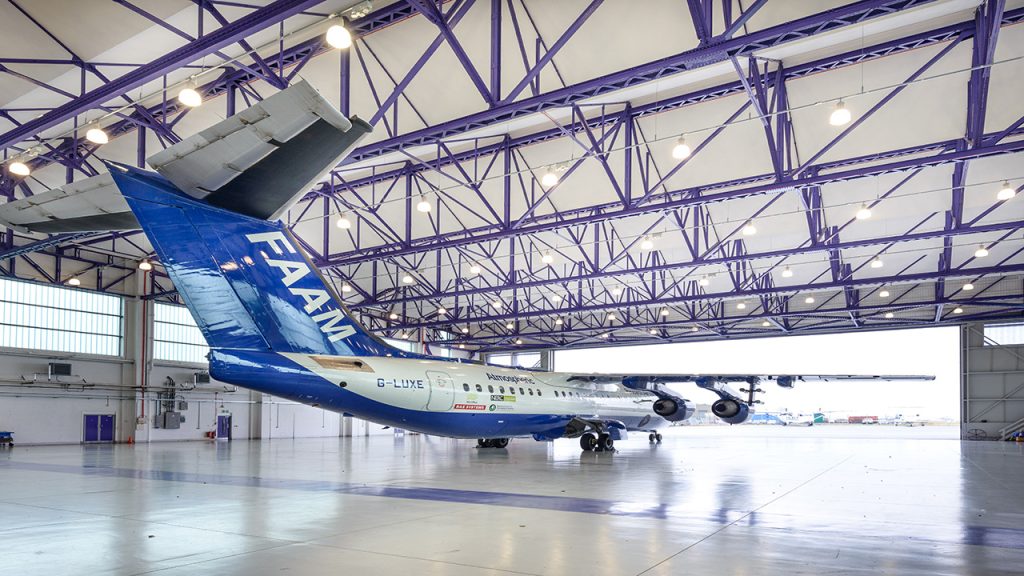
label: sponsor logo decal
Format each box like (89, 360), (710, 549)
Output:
(486, 372), (534, 384)
(246, 231), (356, 342)
(454, 403), (486, 411)
(490, 395), (516, 402)
(488, 404), (496, 411)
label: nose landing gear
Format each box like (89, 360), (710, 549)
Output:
(648, 432), (663, 444)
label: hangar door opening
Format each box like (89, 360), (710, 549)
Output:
(555, 327), (959, 434)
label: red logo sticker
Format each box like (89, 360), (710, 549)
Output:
(454, 403), (486, 411)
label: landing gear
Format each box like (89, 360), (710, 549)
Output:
(580, 433), (597, 451)
(580, 432), (614, 452)
(598, 433), (614, 452)
(477, 438), (510, 448)
(648, 433), (662, 444)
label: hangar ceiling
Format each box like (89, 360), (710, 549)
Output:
(1, 0), (1022, 354)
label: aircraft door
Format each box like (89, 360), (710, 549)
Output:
(426, 371), (456, 411)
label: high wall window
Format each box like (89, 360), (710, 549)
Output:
(984, 322), (1024, 346)
(487, 352), (541, 369)
(384, 338), (414, 353)
(153, 303), (209, 364)
(0, 277), (123, 356)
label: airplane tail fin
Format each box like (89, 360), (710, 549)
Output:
(109, 164), (400, 358)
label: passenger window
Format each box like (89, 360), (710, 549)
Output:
(537, 390), (542, 397)
(475, 384), (482, 392)
(463, 384), (469, 392)
(528, 389), (534, 396)
(499, 386), (505, 394)
(519, 387), (525, 395)
(488, 385), (494, 393)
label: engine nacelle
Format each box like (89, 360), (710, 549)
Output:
(711, 398), (750, 424)
(653, 397), (695, 422)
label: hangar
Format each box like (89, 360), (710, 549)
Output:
(0, 0), (1022, 574)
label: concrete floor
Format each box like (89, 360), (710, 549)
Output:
(1, 425), (1022, 576)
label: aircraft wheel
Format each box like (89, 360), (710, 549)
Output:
(580, 433), (597, 451)
(493, 438), (509, 448)
(649, 433), (656, 443)
(477, 438), (488, 448)
(598, 433), (614, 452)
(655, 433), (663, 443)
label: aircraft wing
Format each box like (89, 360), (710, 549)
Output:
(565, 373), (935, 388)
(0, 172), (136, 233)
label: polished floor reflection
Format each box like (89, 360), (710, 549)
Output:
(1, 425), (1022, 575)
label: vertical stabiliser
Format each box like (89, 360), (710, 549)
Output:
(109, 164), (401, 358)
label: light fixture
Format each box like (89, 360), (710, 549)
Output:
(878, 289), (890, 298)
(691, 326), (699, 332)
(649, 328), (658, 335)
(8, 160), (30, 176)
(699, 276), (710, 287)
(458, 344), (466, 349)
(870, 257), (884, 269)
(661, 308), (670, 317)
(505, 322), (514, 330)
(326, 23), (353, 49)
(336, 213), (352, 229)
(737, 302), (747, 310)
(177, 85), (203, 108)
(782, 267), (793, 278)
(607, 312), (616, 321)
(997, 181), (1016, 201)
(541, 168), (559, 187)
(397, 332), (406, 340)
(515, 338), (523, 345)
(138, 259), (153, 271)
(611, 287), (622, 296)
(804, 296), (815, 304)
(600, 333), (609, 339)
(469, 262), (482, 275)
(741, 220), (757, 236)
(541, 251), (554, 264)
(640, 236), (654, 251)
(761, 321), (771, 327)
(437, 307), (447, 315)
(671, 136), (691, 160)
(885, 312), (894, 319)
(491, 299), (502, 309)
(974, 245), (989, 258)
(66, 277), (81, 286)
(555, 318), (563, 325)
(416, 195), (431, 213)
(341, 282), (353, 293)
(829, 100), (851, 126)
(85, 126), (109, 145)
(953, 307), (963, 314)
(461, 326), (470, 334)
(389, 312), (399, 320)
(962, 282), (974, 291)
(549, 293), (562, 303)
(856, 203), (872, 220)
(402, 274), (414, 284)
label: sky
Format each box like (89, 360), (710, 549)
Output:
(554, 326), (960, 420)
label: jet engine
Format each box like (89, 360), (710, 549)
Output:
(653, 397), (695, 422)
(711, 398), (750, 424)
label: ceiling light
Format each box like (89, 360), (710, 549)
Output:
(699, 276), (710, 287)
(461, 326), (470, 334)
(856, 204), (872, 220)
(671, 136), (691, 160)
(829, 100), (851, 126)
(649, 328), (658, 335)
(416, 195), (431, 213)
(611, 287), (622, 296)
(336, 213), (352, 229)
(491, 299), (502, 309)
(541, 169), (559, 187)
(953, 307), (963, 314)
(138, 259), (153, 271)
(974, 245), (989, 258)
(177, 86), (202, 108)
(600, 333), (609, 339)
(878, 290), (890, 298)
(402, 274), (414, 284)
(761, 321), (771, 327)
(8, 160), (30, 176)
(660, 309), (669, 317)
(691, 326), (699, 332)
(326, 24), (353, 49)
(870, 257), (884, 269)
(397, 332), (406, 339)
(66, 277), (81, 286)
(640, 236), (654, 250)
(555, 318), (563, 325)
(782, 267), (793, 278)
(437, 307), (447, 315)
(736, 302), (747, 310)
(997, 181), (1016, 201)
(341, 282), (353, 293)
(962, 283), (974, 291)
(458, 344), (465, 349)
(741, 220), (757, 236)
(549, 294), (562, 303)
(885, 312), (894, 319)
(388, 312), (399, 320)
(469, 263), (482, 275)
(541, 251), (554, 264)
(607, 312), (616, 321)
(505, 322), (514, 330)
(515, 338), (523, 345)
(85, 126), (109, 145)
(804, 296), (815, 304)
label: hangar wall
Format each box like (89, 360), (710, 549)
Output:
(961, 322), (1024, 440)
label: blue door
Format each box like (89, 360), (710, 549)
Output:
(217, 414), (231, 440)
(83, 415), (99, 442)
(99, 415), (115, 442)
